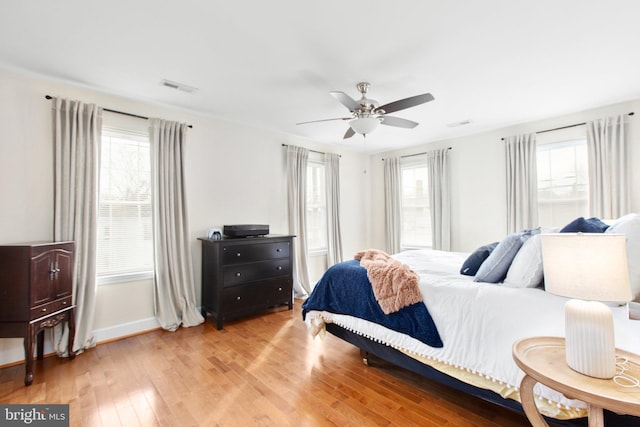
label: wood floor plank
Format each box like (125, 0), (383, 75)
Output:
(0, 300), (543, 426)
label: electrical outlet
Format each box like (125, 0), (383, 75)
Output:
(629, 301), (640, 320)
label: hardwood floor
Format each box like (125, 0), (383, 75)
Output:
(0, 301), (537, 426)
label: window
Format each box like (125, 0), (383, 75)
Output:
(306, 160), (327, 253)
(536, 139), (589, 227)
(400, 161), (431, 249)
(97, 127), (153, 282)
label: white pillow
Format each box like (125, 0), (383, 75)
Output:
(606, 213), (640, 300)
(503, 234), (543, 288)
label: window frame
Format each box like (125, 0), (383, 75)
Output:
(536, 137), (589, 228)
(399, 157), (432, 251)
(96, 125), (154, 286)
(306, 154), (328, 256)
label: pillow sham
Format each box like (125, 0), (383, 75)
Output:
(460, 242), (498, 276)
(503, 234), (543, 288)
(474, 228), (540, 283)
(560, 216), (609, 233)
(606, 213), (640, 300)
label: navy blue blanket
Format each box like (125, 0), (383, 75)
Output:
(302, 259), (443, 348)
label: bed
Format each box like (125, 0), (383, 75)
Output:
(302, 215), (640, 426)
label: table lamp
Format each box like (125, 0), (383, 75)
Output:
(541, 233), (632, 379)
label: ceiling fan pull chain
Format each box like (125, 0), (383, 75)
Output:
(363, 134), (367, 174)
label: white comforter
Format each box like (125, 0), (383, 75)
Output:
(305, 249), (640, 413)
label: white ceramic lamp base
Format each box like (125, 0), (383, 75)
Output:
(564, 299), (616, 379)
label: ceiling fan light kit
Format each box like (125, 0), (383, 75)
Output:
(349, 117), (381, 135)
(298, 82), (435, 139)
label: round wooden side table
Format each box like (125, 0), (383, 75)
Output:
(512, 336), (640, 427)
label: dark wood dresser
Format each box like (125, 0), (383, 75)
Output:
(199, 235), (295, 329)
(0, 241), (76, 385)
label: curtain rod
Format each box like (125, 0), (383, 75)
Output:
(281, 143), (340, 157)
(382, 146), (452, 161)
(500, 111), (634, 140)
(45, 95), (193, 128)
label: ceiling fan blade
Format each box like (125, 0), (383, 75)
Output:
(330, 91), (361, 112)
(343, 127), (356, 139)
(296, 117), (351, 125)
(376, 93), (434, 115)
(381, 116), (419, 129)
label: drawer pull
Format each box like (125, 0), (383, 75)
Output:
(278, 287), (282, 291)
(236, 252), (241, 257)
(277, 266), (282, 271)
(41, 308), (47, 312)
(235, 272), (241, 277)
(236, 296), (241, 301)
(62, 301), (67, 305)
(276, 248), (282, 252)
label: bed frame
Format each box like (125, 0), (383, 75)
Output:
(326, 323), (638, 427)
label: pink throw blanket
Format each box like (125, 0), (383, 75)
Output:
(354, 249), (423, 314)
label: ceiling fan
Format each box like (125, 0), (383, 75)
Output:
(297, 82), (434, 139)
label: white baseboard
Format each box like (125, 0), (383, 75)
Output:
(93, 317), (161, 343)
(0, 317), (162, 368)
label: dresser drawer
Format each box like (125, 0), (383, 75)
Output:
(30, 296), (72, 320)
(222, 241), (290, 265)
(223, 259), (291, 286)
(222, 284), (262, 311)
(262, 279), (292, 307)
(222, 279), (292, 313)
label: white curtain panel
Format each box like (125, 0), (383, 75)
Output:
(150, 119), (204, 331)
(52, 97), (101, 355)
(427, 148), (451, 251)
(324, 152), (343, 266)
(505, 133), (538, 233)
(586, 114), (629, 218)
(286, 145), (311, 296)
(384, 157), (402, 254)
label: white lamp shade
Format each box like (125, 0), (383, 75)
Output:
(349, 117), (380, 135)
(541, 233), (632, 303)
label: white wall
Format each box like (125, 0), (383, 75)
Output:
(0, 69), (369, 365)
(369, 98), (640, 253)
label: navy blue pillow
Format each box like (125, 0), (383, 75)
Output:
(560, 217), (609, 233)
(460, 242), (499, 276)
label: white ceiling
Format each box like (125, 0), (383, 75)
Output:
(2, 0), (640, 152)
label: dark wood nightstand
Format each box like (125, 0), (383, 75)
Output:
(0, 242), (76, 385)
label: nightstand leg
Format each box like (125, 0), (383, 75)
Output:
(519, 374), (549, 427)
(67, 307), (76, 360)
(23, 325), (35, 386)
(36, 329), (45, 360)
(587, 405), (604, 427)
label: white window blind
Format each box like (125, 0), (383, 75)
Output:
(537, 138), (589, 227)
(306, 160), (327, 253)
(97, 127), (153, 279)
(400, 161), (431, 249)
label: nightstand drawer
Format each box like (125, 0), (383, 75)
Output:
(30, 296), (73, 320)
(223, 259), (291, 286)
(222, 241), (290, 265)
